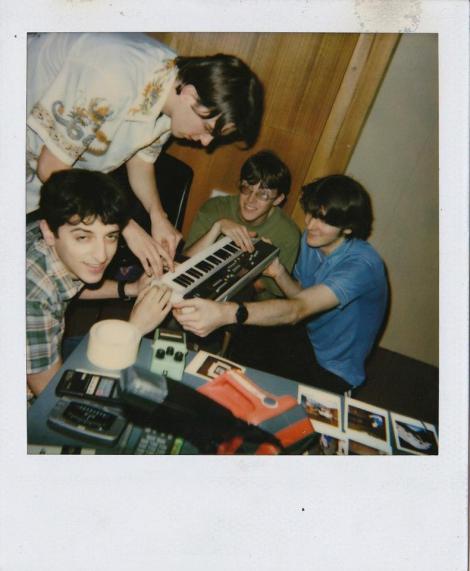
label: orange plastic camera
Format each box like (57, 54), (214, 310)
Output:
(197, 369), (315, 454)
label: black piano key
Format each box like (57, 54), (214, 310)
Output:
(206, 255), (222, 265)
(214, 248), (230, 260)
(180, 273), (195, 284)
(187, 268), (203, 278)
(195, 261), (213, 272)
(174, 275), (192, 287)
(224, 243), (240, 254)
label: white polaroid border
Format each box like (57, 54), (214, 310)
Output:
(2, 2), (468, 571)
(185, 350), (245, 381)
(345, 397), (391, 453)
(297, 383), (343, 439)
(391, 412), (439, 456)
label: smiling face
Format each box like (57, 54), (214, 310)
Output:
(304, 212), (351, 255)
(40, 216), (120, 284)
(238, 181), (284, 226)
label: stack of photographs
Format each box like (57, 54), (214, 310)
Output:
(297, 385), (438, 455)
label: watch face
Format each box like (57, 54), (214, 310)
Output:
(236, 304), (248, 325)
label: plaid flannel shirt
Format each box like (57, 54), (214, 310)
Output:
(26, 222), (83, 374)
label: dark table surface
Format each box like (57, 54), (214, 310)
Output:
(27, 335), (302, 453)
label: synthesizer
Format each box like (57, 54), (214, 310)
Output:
(153, 236), (279, 302)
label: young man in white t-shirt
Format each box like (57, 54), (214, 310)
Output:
(26, 32), (264, 276)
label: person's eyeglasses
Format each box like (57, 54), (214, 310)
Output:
(239, 182), (276, 202)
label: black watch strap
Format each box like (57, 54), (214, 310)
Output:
(117, 281), (132, 301)
(235, 303), (249, 325)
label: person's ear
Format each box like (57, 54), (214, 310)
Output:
(39, 219), (56, 246)
(179, 83), (199, 102)
(273, 193), (285, 207)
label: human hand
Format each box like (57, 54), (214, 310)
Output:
(123, 219), (173, 277)
(123, 272), (153, 298)
(217, 219), (256, 252)
(263, 256), (284, 279)
(173, 298), (232, 337)
(129, 284), (173, 335)
(151, 214), (183, 262)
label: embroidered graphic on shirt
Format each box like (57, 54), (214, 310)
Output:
(52, 97), (113, 156)
(30, 103), (84, 161)
(30, 98), (113, 160)
(26, 150), (38, 182)
(129, 59), (176, 116)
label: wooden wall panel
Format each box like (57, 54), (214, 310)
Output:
(291, 33), (400, 227)
(148, 32), (397, 237)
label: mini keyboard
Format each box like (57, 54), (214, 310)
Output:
(153, 236), (280, 302)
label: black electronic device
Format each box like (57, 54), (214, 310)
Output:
(153, 236), (280, 303)
(47, 399), (127, 446)
(118, 365), (283, 454)
(117, 424), (185, 455)
(56, 369), (120, 403)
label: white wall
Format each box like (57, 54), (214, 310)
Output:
(347, 34), (438, 366)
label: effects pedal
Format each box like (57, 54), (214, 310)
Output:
(150, 328), (188, 381)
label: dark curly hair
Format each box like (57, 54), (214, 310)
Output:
(39, 169), (129, 235)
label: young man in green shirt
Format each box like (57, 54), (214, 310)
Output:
(184, 150), (300, 300)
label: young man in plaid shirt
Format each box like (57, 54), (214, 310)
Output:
(26, 169), (172, 398)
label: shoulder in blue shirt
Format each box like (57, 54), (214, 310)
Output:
(293, 234), (388, 387)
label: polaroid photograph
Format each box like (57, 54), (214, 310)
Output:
(297, 384), (343, 438)
(3, 2), (469, 570)
(301, 433), (347, 456)
(391, 412), (439, 455)
(185, 350), (245, 381)
(345, 397), (391, 453)
(347, 439), (391, 456)
(320, 434), (348, 456)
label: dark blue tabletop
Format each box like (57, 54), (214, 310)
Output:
(27, 335), (301, 452)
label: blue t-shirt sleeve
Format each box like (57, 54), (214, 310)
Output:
(323, 257), (377, 308)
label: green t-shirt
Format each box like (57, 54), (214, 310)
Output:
(185, 195), (300, 299)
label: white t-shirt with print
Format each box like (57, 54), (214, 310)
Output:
(26, 32), (177, 213)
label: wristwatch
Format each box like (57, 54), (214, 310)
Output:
(235, 303), (249, 325)
(117, 281), (132, 302)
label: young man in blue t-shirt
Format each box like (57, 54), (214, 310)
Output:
(174, 175), (389, 394)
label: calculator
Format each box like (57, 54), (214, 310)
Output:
(47, 399), (127, 446)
